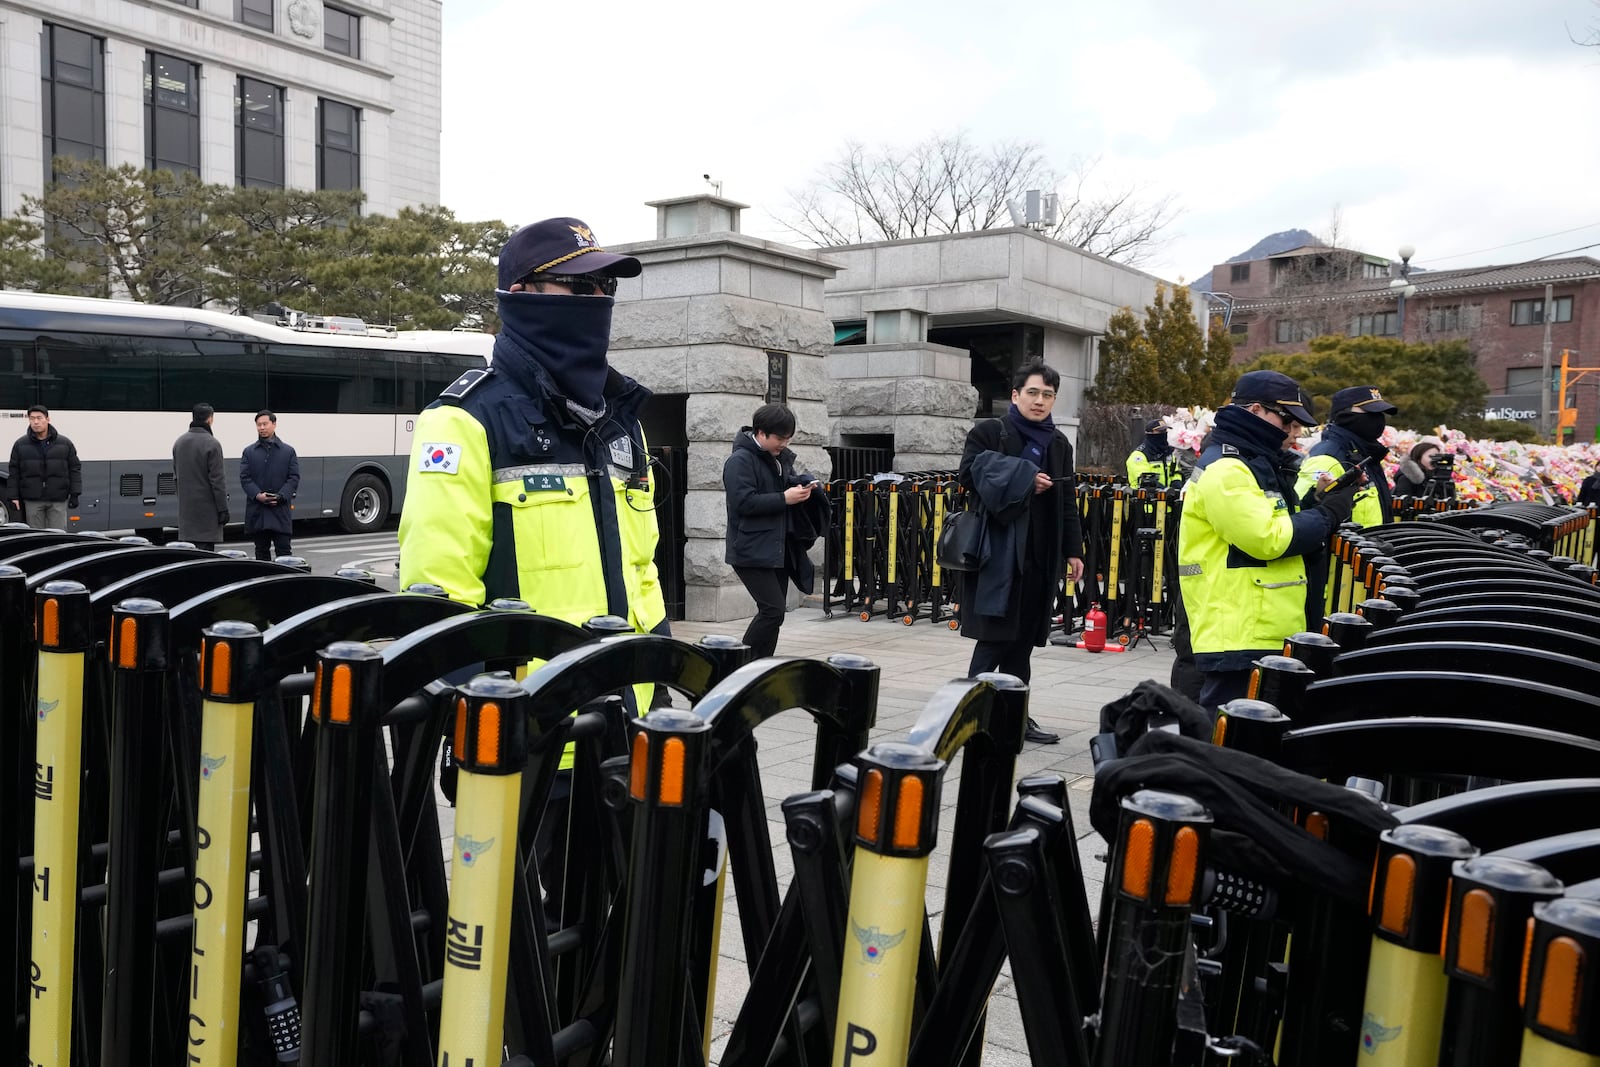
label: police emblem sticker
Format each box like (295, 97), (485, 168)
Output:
(1359, 1013), (1400, 1054)
(418, 443), (461, 475)
(609, 435), (634, 468)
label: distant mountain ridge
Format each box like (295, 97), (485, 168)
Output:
(1189, 228), (1320, 294)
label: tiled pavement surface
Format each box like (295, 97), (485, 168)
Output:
(430, 600), (1178, 1065)
(673, 604), (1177, 1066)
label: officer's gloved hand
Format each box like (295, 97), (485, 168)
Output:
(1313, 480), (1360, 527)
(67, 495), (79, 509)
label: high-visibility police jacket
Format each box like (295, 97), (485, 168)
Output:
(1177, 415), (1334, 671)
(1294, 423), (1394, 528)
(399, 364), (664, 632)
(1125, 446), (1183, 488)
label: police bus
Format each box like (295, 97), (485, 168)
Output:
(0, 290), (492, 535)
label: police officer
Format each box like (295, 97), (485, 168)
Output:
(1125, 418), (1184, 488)
(398, 218), (665, 918)
(1176, 370), (1359, 708)
(398, 216), (664, 645)
(1296, 386), (1397, 528)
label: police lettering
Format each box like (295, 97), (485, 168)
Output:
(445, 916), (484, 970)
(34, 762), (53, 800)
(193, 875), (213, 910)
(34, 866), (49, 902)
(842, 1022), (878, 1063)
(29, 959), (46, 999)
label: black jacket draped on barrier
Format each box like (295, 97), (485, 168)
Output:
(957, 416), (1084, 645)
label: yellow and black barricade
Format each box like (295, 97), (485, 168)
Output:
(435, 674), (529, 1067)
(1438, 855), (1564, 1066)
(1361, 823), (1478, 1064)
(1518, 896), (1600, 1066)
(0, 563), (27, 1046)
(28, 579), (93, 1067)
(189, 618), (267, 1067)
(833, 741), (943, 1067)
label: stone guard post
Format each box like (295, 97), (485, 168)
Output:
(609, 194), (841, 623)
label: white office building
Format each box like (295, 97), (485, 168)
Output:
(0, 0), (442, 218)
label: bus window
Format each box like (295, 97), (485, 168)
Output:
(36, 333), (160, 410)
(0, 337), (34, 408)
(158, 341), (266, 411)
(396, 351), (480, 414)
(266, 344), (387, 414)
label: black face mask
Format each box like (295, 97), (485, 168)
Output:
(1335, 411), (1386, 442)
(494, 290), (614, 410)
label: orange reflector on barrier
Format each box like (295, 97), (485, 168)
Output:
(1379, 853), (1417, 936)
(1456, 888), (1495, 977)
(475, 702), (501, 768)
(41, 597), (59, 647)
(329, 664), (352, 724)
(1305, 812), (1329, 841)
(311, 662), (323, 721)
(892, 776), (923, 851)
(1535, 936), (1586, 1036)
(1166, 826), (1199, 906)
(659, 737), (685, 806)
(629, 732), (648, 800)
(211, 640), (232, 696)
(1211, 714), (1228, 747)
(1122, 818), (1154, 901)
(453, 697), (468, 758)
(1522, 917), (1535, 1007)
(1246, 669), (1261, 700)
(858, 769), (884, 842)
(117, 617), (138, 669)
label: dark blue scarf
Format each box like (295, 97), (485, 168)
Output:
(493, 290), (615, 410)
(1211, 403), (1288, 457)
(1005, 403), (1057, 467)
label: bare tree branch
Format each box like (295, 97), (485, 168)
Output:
(780, 133), (1179, 263)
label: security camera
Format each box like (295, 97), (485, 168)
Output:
(703, 173), (711, 181)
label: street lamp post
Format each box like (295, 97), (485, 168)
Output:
(1389, 245), (1416, 338)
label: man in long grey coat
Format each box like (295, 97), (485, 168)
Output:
(172, 402), (229, 550)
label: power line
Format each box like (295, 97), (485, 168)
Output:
(1534, 241), (1600, 260)
(1422, 221), (1600, 265)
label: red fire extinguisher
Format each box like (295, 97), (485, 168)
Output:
(1076, 603), (1124, 653)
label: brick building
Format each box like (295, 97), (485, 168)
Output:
(1207, 246), (1600, 442)
(0, 0), (442, 219)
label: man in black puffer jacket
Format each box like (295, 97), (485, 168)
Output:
(7, 405), (81, 530)
(723, 403), (818, 659)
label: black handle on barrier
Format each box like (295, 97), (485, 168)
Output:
(298, 640), (386, 1065)
(100, 597), (171, 1066)
(0, 564), (26, 1040)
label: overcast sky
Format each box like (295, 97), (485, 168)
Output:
(440, 0), (1600, 285)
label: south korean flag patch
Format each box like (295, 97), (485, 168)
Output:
(608, 434), (634, 469)
(418, 442), (461, 475)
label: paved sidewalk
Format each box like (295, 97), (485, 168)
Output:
(670, 602), (1179, 1065)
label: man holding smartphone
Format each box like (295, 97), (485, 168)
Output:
(240, 409), (300, 560)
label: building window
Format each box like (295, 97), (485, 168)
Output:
(236, 77), (285, 189)
(166, 0), (200, 6)
(1509, 296), (1573, 326)
(237, 0), (274, 31)
(1230, 263), (1250, 283)
(1229, 322), (1248, 339)
(317, 99), (360, 191)
(145, 53), (200, 177)
(1426, 305), (1460, 333)
(1362, 261), (1390, 279)
(1350, 312), (1399, 337)
(41, 24), (107, 175)
(325, 6), (360, 57)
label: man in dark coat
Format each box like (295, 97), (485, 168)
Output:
(172, 402), (229, 550)
(957, 361), (1085, 744)
(723, 403), (818, 658)
(8, 404), (81, 530)
(240, 409), (300, 560)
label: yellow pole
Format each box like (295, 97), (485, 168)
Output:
(188, 621), (266, 1067)
(28, 580), (92, 1067)
(833, 744), (943, 1067)
(436, 676), (529, 1067)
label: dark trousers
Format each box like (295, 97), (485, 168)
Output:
(967, 639), (1034, 685)
(253, 531), (292, 561)
(734, 565), (787, 659)
(1198, 669), (1253, 710)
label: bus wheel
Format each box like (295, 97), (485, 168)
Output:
(340, 473), (390, 534)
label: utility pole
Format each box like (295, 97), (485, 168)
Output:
(1540, 282), (1555, 441)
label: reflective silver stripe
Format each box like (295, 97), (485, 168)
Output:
(1178, 563), (1202, 576)
(493, 462), (587, 484)
(1256, 578), (1307, 589)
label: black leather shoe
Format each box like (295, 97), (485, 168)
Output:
(1025, 717), (1060, 745)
